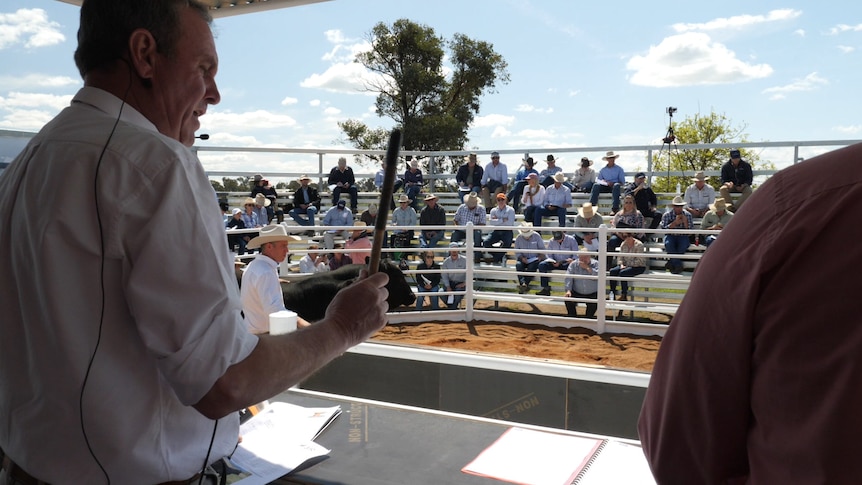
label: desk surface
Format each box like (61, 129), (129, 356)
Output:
(268, 389), (641, 485)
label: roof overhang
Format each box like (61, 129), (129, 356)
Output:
(55, 0), (332, 19)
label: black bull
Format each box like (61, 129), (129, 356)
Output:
(237, 261), (416, 322)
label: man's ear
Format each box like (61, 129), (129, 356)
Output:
(128, 28), (158, 88)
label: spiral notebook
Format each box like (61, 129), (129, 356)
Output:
(462, 426), (655, 485)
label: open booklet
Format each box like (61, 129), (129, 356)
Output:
(227, 401), (342, 485)
(462, 426), (655, 485)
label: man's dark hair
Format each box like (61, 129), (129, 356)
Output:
(74, 0), (211, 78)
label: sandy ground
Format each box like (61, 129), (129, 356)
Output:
(370, 302), (665, 372)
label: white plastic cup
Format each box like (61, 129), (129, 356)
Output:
(269, 310), (298, 335)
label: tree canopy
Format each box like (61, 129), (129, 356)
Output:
(338, 19), (509, 174)
(650, 111), (774, 192)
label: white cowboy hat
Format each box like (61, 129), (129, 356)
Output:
(671, 195), (686, 206)
(246, 224), (301, 249)
(691, 171), (710, 182)
(602, 151), (620, 160)
(299, 174), (312, 181)
(463, 191), (480, 207)
(553, 172), (567, 183)
(578, 202), (595, 218)
(254, 193), (271, 207)
(517, 222), (536, 237)
(710, 198), (728, 212)
(397, 194), (412, 204)
(423, 193), (438, 201)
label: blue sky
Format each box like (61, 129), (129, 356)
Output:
(1, 0), (860, 176)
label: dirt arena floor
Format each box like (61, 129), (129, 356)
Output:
(370, 301), (666, 372)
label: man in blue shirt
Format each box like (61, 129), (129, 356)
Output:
(589, 151), (626, 214)
(535, 173), (572, 227)
(480, 151), (509, 209)
(537, 230), (578, 295)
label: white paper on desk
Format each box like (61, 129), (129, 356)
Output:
(462, 427), (602, 485)
(229, 402), (341, 484)
(573, 440), (655, 485)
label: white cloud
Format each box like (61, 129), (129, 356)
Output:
(762, 72), (828, 100)
(0, 74), (79, 91)
(514, 104), (553, 114)
(300, 62), (382, 95)
(0, 92), (72, 112)
(473, 113), (516, 128)
(794, 29), (805, 37)
(0, 109), (57, 130)
(199, 109), (298, 133)
(568, 89), (581, 97)
(828, 23), (862, 35)
(672, 9), (802, 33)
(626, 32), (773, 87)
(280, 96), (298, 106)
(323, 106), (341, 116)
(834, 124), (862, 135)
(837, 45), (855, 54)
(309, 99), (321, 107)
(0, 9), (65, 49)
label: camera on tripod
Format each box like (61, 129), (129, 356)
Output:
(666, 106), (677, 115)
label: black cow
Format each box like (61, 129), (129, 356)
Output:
(282, 261), (416, 322)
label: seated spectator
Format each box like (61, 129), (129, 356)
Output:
(451, 191), (486, 248)
(571, 157), (596, 193)
(327, 243), (354, 271)
(607, 195), (645, 260)
(565, 253), (600, 318)
(539, 154), (564, 187)
(322, 199), (353, 249)
(520, 173), (545, 223)
(684, 171), (715, 218)
(403, 159), (424, 210)
(240, 225), (302, 334)
(226, 208), (248, 254)
(241, 197), (261, 230)
(701, 198), (734, 247)
(345, 221), (372, 264)
(253, 193), (271, 225)
(360, 203), (378, 228)
(480, 151), (509, 209)
(419, 194), (447, 248)
(537, 230), (578, 295)
(456, 153), (483, 201)
(535, 173), (572, 228)
(289, 174), (321, 233)
(514, 222), (545, 294)
(589, 151), (626, 214)
(415, 251), (442, 311)
(328, 156), (358, 212)
(441, 243), (468, 309)
(390, 194), (417, 252)
(507, 156), (538, 212)
(608, 232), (647, 301)
(482, 193), (516, 264)
(573, 202), (602, 246)
(376, 160), (404, 210)
(626, 172), (663, 230)
(259, 179), (279, 222)
(299, 244), (329, 273)
(660, 196), (693, 274)
(582, 231), (600, 253)
(719, 149), (753, 212)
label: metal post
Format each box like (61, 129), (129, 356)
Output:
(597, 224), (608, 334)
(465, 222), (475, 321)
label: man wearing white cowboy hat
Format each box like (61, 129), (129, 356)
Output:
(480, 151), (509, 209)
(573, 202), (603, 246)
(589, 150), (626, 214)
(700, 198), (734, 247)
(345, 221), (372, 264)
(289, 174), (321, 234)
(513, 222), (545, 294)
(683, 171), (715, 218)
(390, 193), (418, 250)
(253, 193), (272, 225)
(535, 172), (572, 228)
(659, 196), (693, 273)
(451, 191), (486, 250)
(240, 225), (302, 335)
(419, 193), (447, 248)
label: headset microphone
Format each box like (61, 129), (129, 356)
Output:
(195, 133), (210, 140)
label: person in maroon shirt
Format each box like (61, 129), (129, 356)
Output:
(639, 142), (862, 484)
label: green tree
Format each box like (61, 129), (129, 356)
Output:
(338, 19), (509, 178)
(210, 176), (253, 193)
(650, 111), (774, 192)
